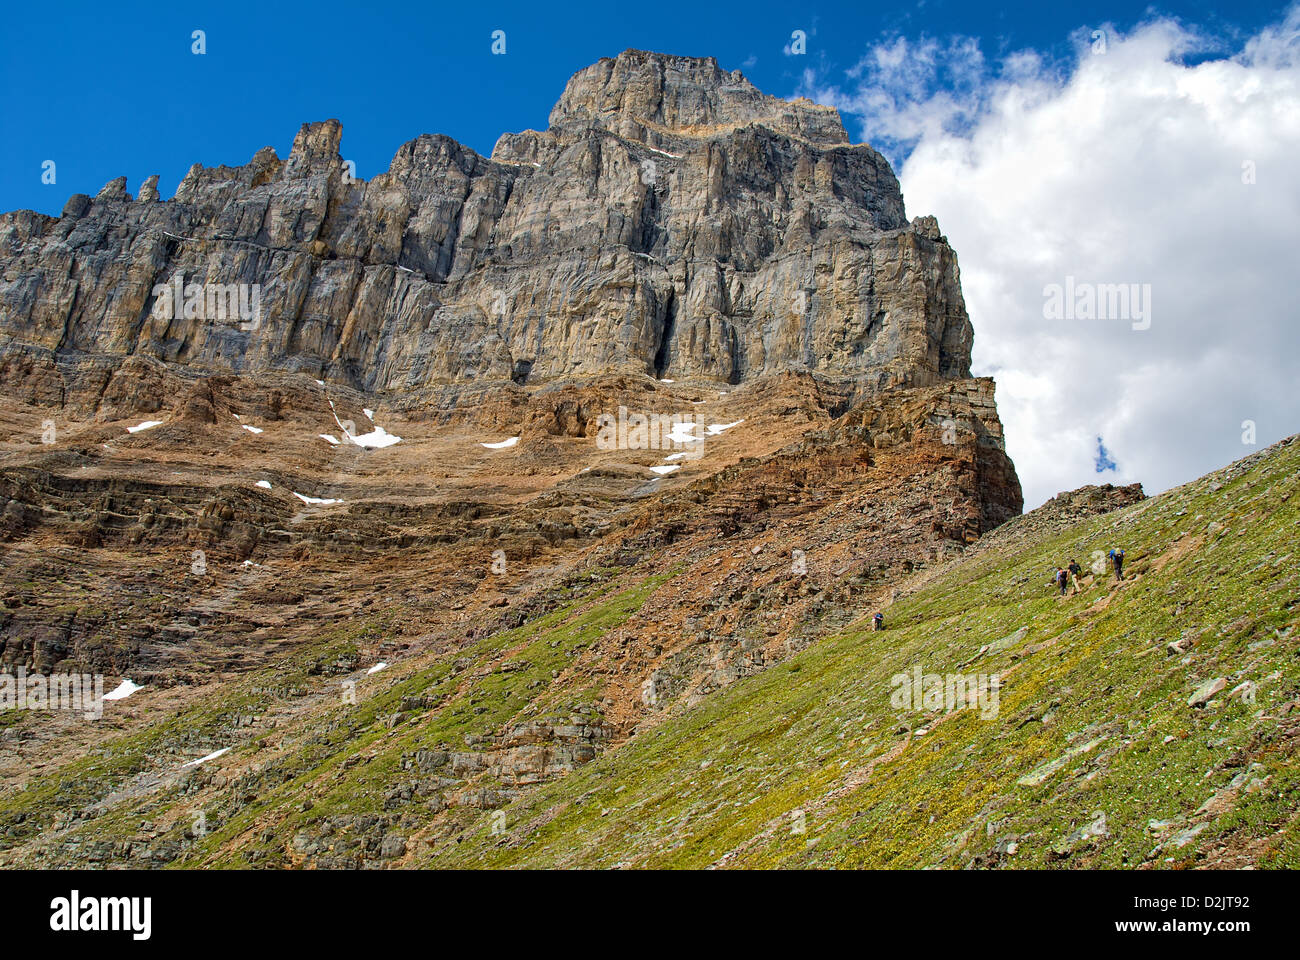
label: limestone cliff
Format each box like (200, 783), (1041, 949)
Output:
(0, 50), (974, 399)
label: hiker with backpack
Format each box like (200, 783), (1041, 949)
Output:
(872, 612), (885, 631)
(1067, 559), (1083, 596)
(1108, 548), (1125, 581)
(1055, 567), (1069, 596)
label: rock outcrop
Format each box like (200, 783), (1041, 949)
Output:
(0, 50), (973, 402)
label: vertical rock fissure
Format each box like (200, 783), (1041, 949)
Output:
(654, 287), (676, 379)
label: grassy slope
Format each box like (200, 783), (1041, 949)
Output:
(0, 572), (676, 865)
(3, 439), (1296, 870)
(424, 438), (1300, 868)
(190, 570), (676, 867)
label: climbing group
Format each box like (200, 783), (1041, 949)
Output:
(1048, 561), (1083, 596)
(1050, 549), (1126, 598)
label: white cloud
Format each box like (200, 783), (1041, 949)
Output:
(800, 7), (1300, 506)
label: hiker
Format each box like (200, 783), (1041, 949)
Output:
(872, 612), (885, 631)
(1108, 548), (1126, 581)
(1055, 567), (1069, 596)
(1067, 559), (1083, 595)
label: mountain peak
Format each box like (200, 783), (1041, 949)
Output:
(2, 49), (964, 395)
(548, 49), (850, 145)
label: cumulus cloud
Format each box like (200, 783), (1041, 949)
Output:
(799, 7), (1300, 507)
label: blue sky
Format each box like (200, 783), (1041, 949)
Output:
(0, 0), (1286, 215)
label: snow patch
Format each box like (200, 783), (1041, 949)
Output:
(323, 399), (401, 447)
(241, 424), (263, 434)
(706, 419), (745, 435)
(351, 425), (402, 449)
(255, 480), (272, 489)
(367, 662), (388, 675)
(103, 679), (143, 701)
(666, 422), (702, 445)
(650, 464), (681, 475)
(319, 434), (340, 445)
(294, 492), (343, 506)
(481, 436), (519, 450)
(126, 420), (163, 433)
(363, 408), (375, 420)
(182, 747), (230, 769)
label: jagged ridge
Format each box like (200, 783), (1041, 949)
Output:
(0, 50), (972, 402)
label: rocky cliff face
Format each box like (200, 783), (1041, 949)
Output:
(0, 49), (973, 400)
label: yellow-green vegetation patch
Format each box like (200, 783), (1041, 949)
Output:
(177, 569), (676, 867)
(426, 440), (1300, 869)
